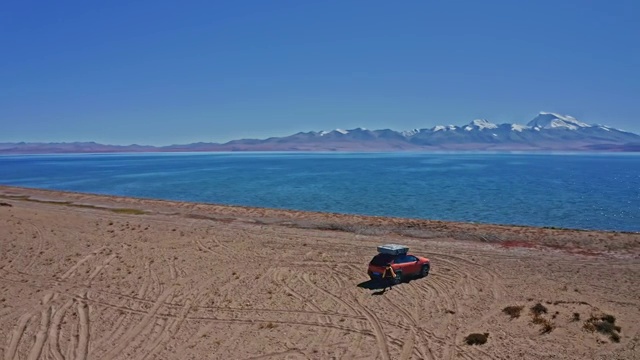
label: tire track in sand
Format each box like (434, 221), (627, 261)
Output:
(91, 265), (152, 357)
(381, 288), (431, 360)
(272, 268), (328, 353)
(59, 247), (107, 280)
(352, 298), (391, 360)
(66, 322), (78, 360)
(3, 245), (108, 360)
(47, 298), (75, 360)
(4, 292), (54, 360)
(4, 313), (31, 360)
(75, 291), (90, 360)
(300, 272), (345, 356)
(92, 257), (155, 358)
(139, 298), (192, 360)
(131, 255), (188, 360)
(25, 305), (51, 360)
(102, 286), (176, 360)
(133, 253), (187, 359)
(2, 219), (30, 271)
(22, 220), (46, 272)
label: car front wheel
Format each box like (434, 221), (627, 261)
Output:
(420, 265), (430, 278)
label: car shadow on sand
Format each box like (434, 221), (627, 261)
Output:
(357, 279), (387, 291)
(357, 276), (423, 295)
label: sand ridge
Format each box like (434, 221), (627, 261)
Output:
(0, 186), (638, 359)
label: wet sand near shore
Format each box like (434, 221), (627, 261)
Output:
(0, 185), (638, 359)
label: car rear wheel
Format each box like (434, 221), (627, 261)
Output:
(420, 265), (430, 278)
(393, 271), (402, 284)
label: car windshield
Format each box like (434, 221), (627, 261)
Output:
(370, 254), (396, 266)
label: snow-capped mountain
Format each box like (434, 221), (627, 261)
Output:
(527, 112), (591, 130)
(210, 112), (639, 151)
(2, 112), (639, 153)
(464, 119), (499, 131)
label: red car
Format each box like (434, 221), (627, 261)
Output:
(367, 252), (430, 284)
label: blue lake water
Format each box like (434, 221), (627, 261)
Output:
(0, 152), (638, 232)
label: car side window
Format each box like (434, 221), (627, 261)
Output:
(395, 255), (416, 264)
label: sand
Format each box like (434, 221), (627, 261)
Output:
(0, 185), (638, 360)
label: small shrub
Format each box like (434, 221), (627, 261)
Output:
(610, 333), (620, 343)
(464, 333), (489, 345)
(572, 312), (580, 322)
(583, 313), (621, 343)
(595, 321), (617, 334)
(503, 305), (524, 319)
(540, 319), (554, 334)
(532, 316), (545, 325)
(532, 316), (554, 334)
(601, 314), (616, 324)
(541, 322), (554, 334)
(531, 303), (548, 316)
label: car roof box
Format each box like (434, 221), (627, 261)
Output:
(377, 244), (409, 256)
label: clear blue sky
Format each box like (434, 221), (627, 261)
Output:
(2, 0), (638, 145)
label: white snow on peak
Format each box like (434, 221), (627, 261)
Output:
(318, 128), (350, 136)
(511, 124), (529, 132)
(466, 119), (498, 131)
(402, 129), (420, 136)
(598, 125), (611, 132)
(431, 125), (457, 131)
(528, 112), (591, 130)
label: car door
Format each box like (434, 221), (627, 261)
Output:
(395, 255), (419, 275)
(404, 255), (420, 275)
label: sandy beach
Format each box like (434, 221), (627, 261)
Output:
(0, 185), (638, 360)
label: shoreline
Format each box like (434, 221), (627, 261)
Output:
(2, 149), (640, 155)
(1, 185), (638, 256)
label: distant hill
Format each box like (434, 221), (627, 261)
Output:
(2, 112), (639, 154)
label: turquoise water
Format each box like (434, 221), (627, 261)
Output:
(1, 152), (638, 232)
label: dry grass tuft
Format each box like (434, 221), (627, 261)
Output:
(531, 315), (555, 334)
(503, 305), (525, 319)
(111, 208), (146, 215)
(464, 333), (489, 345)
(259, 322), (277, 329)
(528, 303), (554, 334)
(572, 312), (580, 322)
(530, 303), (548, 316)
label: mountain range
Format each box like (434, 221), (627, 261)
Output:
(2, 112), (639, 154)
